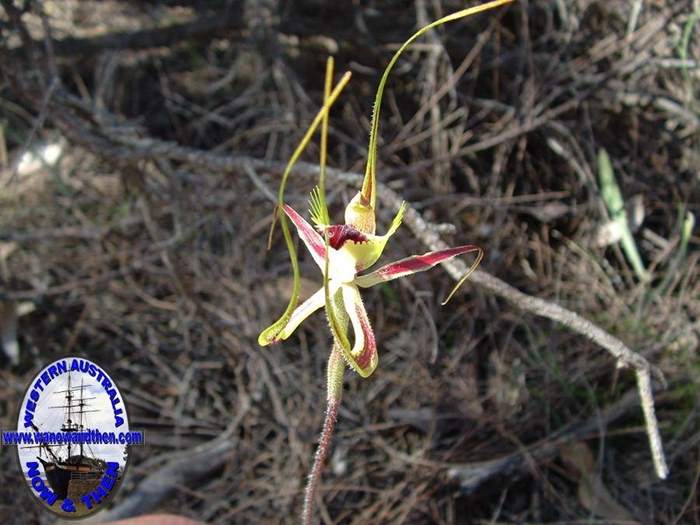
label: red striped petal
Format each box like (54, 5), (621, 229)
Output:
(354, 304), (377, 370)
(341, 285), (378, 375)
(282, 204), (327, 268)
(354, 245), (481, 288)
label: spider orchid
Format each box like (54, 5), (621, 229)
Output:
(259, 198), (483, 378)
(255, 1), (512, 522)
(258, 0), (511, 376)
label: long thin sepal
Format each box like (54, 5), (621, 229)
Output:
(361, 0), (514, 208)
(353, 244), (483, 305)
(317, 57), (334, 227)
(259, 72), (352, 346)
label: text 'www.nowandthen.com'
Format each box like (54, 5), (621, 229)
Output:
(1, 429), (144, 445)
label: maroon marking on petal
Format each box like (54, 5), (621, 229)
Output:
(354, 304), (376, 370)
(377, 246), (472, 277)
(282, 205), (327, 261)
(325, 225), (369, 250)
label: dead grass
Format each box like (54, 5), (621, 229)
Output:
(0, 0), (698, 523)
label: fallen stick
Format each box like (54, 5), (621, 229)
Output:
(445, 388), (647, 494)
(53, 122), (669, 479)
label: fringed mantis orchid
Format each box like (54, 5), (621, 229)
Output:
(257, 1), (513, 522)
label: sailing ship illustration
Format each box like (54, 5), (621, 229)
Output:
(24, 371), (109, 500)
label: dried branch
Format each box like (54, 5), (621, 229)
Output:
(446, 387), (649, 494)
(45, 113), (670, 479)
(372, 172), (669, 480)
(75, 126), (668, 479)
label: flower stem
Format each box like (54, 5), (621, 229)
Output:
(302, 346), (345, 525)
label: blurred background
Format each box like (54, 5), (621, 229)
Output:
(0, 0), (698, 523)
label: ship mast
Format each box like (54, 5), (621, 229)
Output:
(50, 371), (97, 461)
(64, 371), (73, 458)
(78, 378), (85, 458)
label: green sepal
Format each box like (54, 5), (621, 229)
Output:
(361, 0), (514, 208)
(258, 72), (352, 347)
(258, 213), (300, 346)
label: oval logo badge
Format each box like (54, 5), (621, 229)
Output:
(12, 357), (137, 518)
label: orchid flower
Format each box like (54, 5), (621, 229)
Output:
(255, 1), (512, 522)
(258, 0), (512, 377)
(260, 198), (483, 378)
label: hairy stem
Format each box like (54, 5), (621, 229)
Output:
(302, 346), (345, 525)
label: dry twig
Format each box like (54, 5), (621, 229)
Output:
(66, 126), (669, 479)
